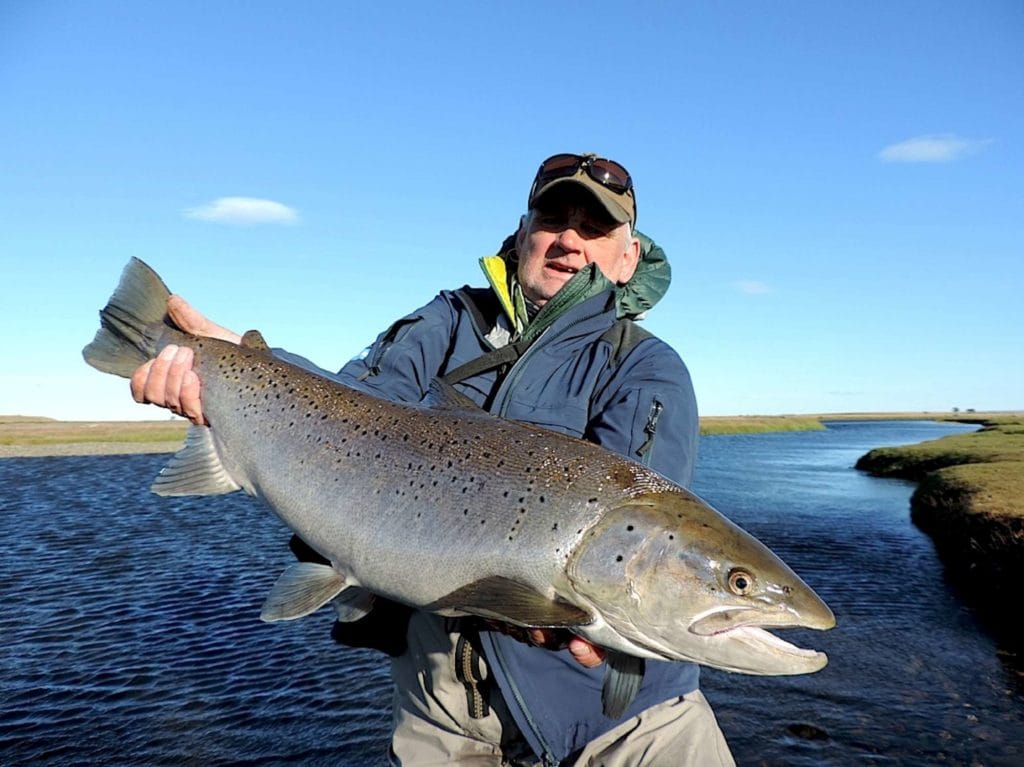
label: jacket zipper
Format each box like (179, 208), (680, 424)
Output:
(636, 399), (663, 466)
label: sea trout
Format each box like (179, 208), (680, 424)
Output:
(83, 258), (835, 717)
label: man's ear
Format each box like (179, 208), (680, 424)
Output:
(513, 213), (528, 253)
(618, 235), (642, 284)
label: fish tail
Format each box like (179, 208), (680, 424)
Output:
(82, 258), (174, 378)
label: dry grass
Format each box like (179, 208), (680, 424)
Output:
(0, 418), (187, 457)
(699, 416), (825, 435)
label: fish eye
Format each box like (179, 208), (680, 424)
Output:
(727, 569), (755, 596)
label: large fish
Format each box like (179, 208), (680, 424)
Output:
(83, 258), (835, 717)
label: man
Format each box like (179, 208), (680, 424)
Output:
(132, 153), (735, 766)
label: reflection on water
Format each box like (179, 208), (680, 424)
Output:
(1, 421), (1020, 766)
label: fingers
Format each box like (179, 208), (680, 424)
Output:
(521, 629), (604, 668)
(567, 636), (606, 668)
(168, 295), (241, 344)
(179, 369), (205, 424)
(485, 624), (606, 668)
(130, 345), (206, 425)
(160, 345), (192, 414)
(526, 628), (569, 650)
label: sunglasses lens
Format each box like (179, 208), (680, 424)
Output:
(536, 153), (582, 183)
(589, 159), (632, 193)
(529, 154), (634, 216)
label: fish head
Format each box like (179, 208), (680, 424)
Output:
(566, 490), (835, 675)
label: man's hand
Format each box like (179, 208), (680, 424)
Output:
(129, 295), (241, 425)
(527, 629), (607, 668)
(487, 623), (606, 668)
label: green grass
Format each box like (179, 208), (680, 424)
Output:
(699, 416), (826, 435)
(856, 417), (1024, 606)
(855, 418), (1024, 484)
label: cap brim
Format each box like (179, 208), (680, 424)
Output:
(531, 177), (633, 226)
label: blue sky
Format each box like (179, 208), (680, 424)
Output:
(2, 1), (1021, 420)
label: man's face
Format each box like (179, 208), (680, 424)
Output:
(514, 188), (641, 307)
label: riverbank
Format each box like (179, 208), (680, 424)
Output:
(5, 411), (1014, 457)
(856, 415), (1024, 621)
(0, 417), (188, 457)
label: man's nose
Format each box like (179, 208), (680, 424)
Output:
(556, 226), (583, 252)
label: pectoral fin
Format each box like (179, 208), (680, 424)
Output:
(260, 562), (348, 622)
(601, 652), (645, 719)
(430, 576), (592, 628)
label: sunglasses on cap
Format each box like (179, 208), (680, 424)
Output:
(529, 153), (634, 200)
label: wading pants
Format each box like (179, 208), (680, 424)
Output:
(388, 612), (736, 767)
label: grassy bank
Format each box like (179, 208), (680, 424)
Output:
(698, 410), (1009, 435)
(700, 416), (825, 435)
(0, 417), (188, 457)
(4, 412), (1018, 455)
(855, 416), (1024, 611)
(0, 413), (842, 451)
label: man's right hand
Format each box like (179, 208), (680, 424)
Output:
(129, 295), (241, 425)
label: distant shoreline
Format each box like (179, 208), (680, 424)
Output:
(2, 411), (1017, 458)
(0, 418), (189, 458)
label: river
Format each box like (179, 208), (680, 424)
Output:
(1, 420), (1020, 765)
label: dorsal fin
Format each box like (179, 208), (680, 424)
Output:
(240, 329), (270, 350)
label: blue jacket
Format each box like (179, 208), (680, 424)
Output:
(328, 284), (702, 764)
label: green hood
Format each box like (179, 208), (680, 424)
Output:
(479, 230), (672, 339)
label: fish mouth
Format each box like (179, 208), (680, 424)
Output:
(724, 625), (829, 673)
(689, 602), (836, 636)
(686, 607), (832, 674)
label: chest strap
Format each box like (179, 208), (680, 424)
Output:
(441, 337), (531, 386)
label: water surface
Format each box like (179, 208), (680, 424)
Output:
(694, 421), (1022, 766)
(1, 420), (1020, 765)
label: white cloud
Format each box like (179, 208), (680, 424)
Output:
(878, 134), (991, 163)
(184, 196), (299, 225)
(735, 280), (772, 295)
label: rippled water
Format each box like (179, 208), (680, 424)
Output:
(693, 421), (1023, 767)
(0, 454), (390, 766)
(1, 421), (1020, 766)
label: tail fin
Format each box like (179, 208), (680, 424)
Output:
(82, 258), (173, 378)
